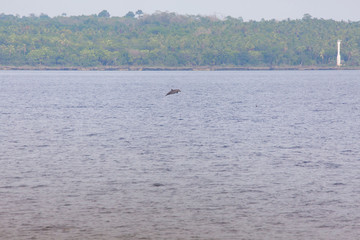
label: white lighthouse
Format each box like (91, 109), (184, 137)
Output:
(337, 40), (341, 66)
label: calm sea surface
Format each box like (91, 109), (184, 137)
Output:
(1, 70), (360, 239)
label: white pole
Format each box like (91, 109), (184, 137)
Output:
(337, 40), (341, 66)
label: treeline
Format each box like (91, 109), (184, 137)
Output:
(1, 11), (360, 68)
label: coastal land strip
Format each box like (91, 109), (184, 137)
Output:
(0, 66), (359, 71)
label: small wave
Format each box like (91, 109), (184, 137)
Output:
(276, 145), (302, 150)
(86, 133), (99, 137)
(32, 184), (48, 189)
(295, 161), (319, 168)
(312, 109), (332, 112)
(323, 162), (342, 169)
(333, 182), (346, 186)
(341, 150), (352, 152)
(152, 183), (165, 187)
(36, 225), (73, 232)
(36, 144), (50, 148)
(66, 105), (88, 109)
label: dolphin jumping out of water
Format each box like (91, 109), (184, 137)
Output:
(166, 89), (181, 96)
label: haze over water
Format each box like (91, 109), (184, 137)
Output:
(1, 70), (360, 239)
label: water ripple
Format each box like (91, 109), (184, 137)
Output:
(1, 70), (360, 240)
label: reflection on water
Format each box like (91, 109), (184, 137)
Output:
(1, 70), (360, 239)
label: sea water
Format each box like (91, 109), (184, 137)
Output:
(1, 70), (360, 239)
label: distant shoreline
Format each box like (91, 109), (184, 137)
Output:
(1, 66), (359, 71)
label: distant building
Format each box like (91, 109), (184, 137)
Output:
(337, 40), (341, 66)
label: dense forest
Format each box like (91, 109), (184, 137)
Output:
(1, 11), (360, 68)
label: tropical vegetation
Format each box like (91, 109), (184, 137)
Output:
(1, 11), (360, 68)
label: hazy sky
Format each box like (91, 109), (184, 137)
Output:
(2, 0), (360, 21)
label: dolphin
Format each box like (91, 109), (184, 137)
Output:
(166, 89), (181, 96)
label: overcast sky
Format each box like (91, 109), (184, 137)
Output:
(2, 0), (360, 21)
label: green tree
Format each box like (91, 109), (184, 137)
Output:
(136, 10), (144, 18)
(98, 10), (110, 18)
(125, 11), (135, 18)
